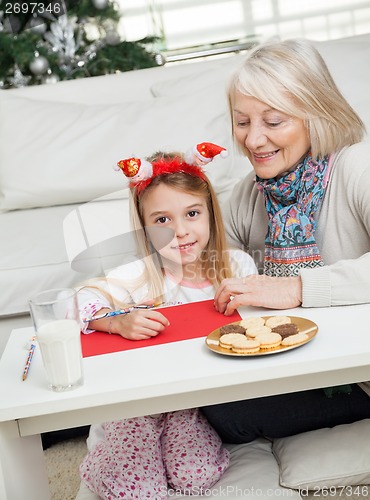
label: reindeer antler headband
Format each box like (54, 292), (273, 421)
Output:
(116, 142), (228, 193)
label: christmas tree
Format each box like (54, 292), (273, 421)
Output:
(0, 0), (160, 88)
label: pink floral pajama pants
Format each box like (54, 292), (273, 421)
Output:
(80, 409), (230, 499)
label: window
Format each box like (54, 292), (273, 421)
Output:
(116, 0), (370, 50)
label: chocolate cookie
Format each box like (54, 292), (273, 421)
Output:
(272, 323), (299, 339)
(220, 324), (246, 335)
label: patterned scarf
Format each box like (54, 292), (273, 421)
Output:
(256, 154), (329, 277)
(257, 154), (351, 397)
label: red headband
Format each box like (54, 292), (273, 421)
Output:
(116, 142), (228, 194)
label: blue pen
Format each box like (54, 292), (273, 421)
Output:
(83, 304), (161, 323)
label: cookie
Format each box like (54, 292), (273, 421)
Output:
(265, 316), (291, 328)
(281, 333), (309, 346)
(271, 323), (299, 339)
(220, 324), (246, 335)
(239, 317), (265, 329)
(219, 333), (246, 349)
(255, 332), (282, 349)
(245, 325), (272, 338)
(231, 337), (260, 354)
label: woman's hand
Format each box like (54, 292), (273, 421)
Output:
(214, 275), (303, 315)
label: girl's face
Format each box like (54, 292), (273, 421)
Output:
(142, 183), (210, 278)
(232, 92), (311, 179)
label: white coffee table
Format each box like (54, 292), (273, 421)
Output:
(1, 304), (370, 500)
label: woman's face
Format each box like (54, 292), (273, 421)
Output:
(232, 92), (311, 179)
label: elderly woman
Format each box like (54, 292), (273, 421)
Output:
(202, 39), (370, 443)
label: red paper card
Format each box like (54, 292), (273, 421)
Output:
(81, 299), (241, 357)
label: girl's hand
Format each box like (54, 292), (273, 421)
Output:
(109, 309), (170, 340)
(214, 275), (303, 315)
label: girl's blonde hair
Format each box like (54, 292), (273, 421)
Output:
(229, 38), (365, 159)
(130, 153), (233, 303)
(80, 152), (233, 307)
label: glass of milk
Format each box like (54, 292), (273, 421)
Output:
(29, 288), (83, 392)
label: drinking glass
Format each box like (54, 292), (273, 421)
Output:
(29, 288), (83, 392)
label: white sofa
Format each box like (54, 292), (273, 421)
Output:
(0, 45), (252, 352)
(1, 34), (370, 499)
(1, 34), (370, 352)
(76, 420), (370, 500)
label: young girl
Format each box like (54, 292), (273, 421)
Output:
(77, 143), (257, 499)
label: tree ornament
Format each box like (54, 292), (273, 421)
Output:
(43, 70), (60, 84)
(0, 10), (3, 30)
(44, 15), (79, 60)
(91, 0), (109, 10)
(105, 30), (120, 46)
(29, 53), (49, 75)
(28, 16), (47, 35)
(0, 1), (159, 87)
(8, 65), (32, 87)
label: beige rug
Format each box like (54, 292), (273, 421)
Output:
(44, 437), (88, 500)
(44, 437), (370, 500)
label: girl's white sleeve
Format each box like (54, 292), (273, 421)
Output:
(77, 259), (147, 333)
(77, 286), (113, 334)
(229, 248), (258, 278)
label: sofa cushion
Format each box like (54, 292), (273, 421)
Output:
(76, 438), (302, 499)
(312, 37), (370, 137)
(0, 197), (133, 315)
(8, 55), (243, 104)
(151, 53), (246, 98)
(272, 419), (370, 490)
(0, 89), (248, 213)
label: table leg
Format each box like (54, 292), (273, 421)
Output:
(0, 420), (50, 500)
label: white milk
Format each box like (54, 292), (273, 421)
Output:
(37, 319), (83, 391)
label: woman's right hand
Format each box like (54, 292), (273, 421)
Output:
(106, 309), (170, 340)
(214, 275), (303, 315)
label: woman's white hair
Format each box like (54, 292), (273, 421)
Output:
(228, 38), (365, 159)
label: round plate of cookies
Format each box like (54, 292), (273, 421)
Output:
(205, 315), (318, 356)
